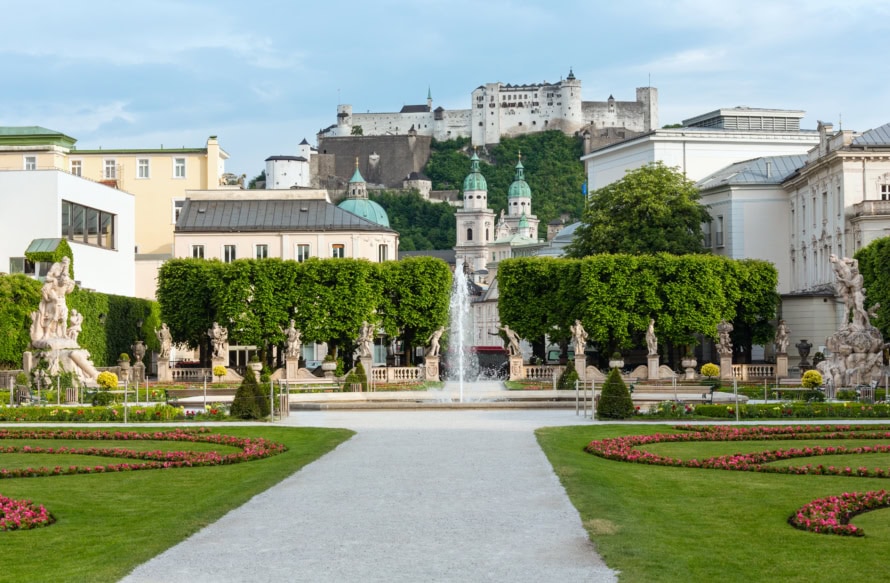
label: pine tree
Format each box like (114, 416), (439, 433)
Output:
(597, 367), (635, 419)
(231, 366), (265, 419)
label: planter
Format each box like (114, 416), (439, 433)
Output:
(681, 358), (697, 369)
(321, 361), (337, 372)
(249, 361), (262, 373)
(609, 359), (624, 369)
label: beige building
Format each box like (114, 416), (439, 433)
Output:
(0, 127), (229, 255)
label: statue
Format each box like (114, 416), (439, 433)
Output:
(830, 254), (869, 327)
(646, 318), (658, 356)
(571, 320), (588, 353)
(499, 324), (522, 357)
(208, 322), (228, 360)
(774, 319), (790, 354)
(717, 320), (733, 357)
(156, 323), (173, 359)
(66, 309), (83, 342)
(426, 327), (444, 357)
(281, 319), (302, 359)
(28, 258), (98, 381)
(357, 321), (374, 359)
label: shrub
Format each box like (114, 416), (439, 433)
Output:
(557, 365), (579, 390)
(91, 391), (114, 406)
(212, 365), (227, 380)
(96, 371), (118, 390)
(15, 372), (28, 386)
(230, 366), (268, 419)
(597, 367), (634, 419)
(802, 370), (823, 389)
(700, 363), (720, 378)
(352, 361), (369, 392)
(118, 353), (130, 362)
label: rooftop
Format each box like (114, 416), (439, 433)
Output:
(852, 122), (890, 147)
(697, 154), (807, 189)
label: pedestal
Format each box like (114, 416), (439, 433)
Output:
(211, 357), (227, 383)
(285, 357), (300, 380)
(776, 354), (788, 378)
(132, 362), (145, 384)
(509, 355), (524, 381)
(22, 351), (33, 375)
(360, 356), (373, 389)
(647, 355), (660, 381)
(719, 355), (733, 381)
(574, 357), (586, 382)
(424, 356), (439, 382)
(157, 360), (171, 383)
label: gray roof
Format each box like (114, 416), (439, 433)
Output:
(399, 104), (430, 113)
(265, 155), (308, 162)
(176, 199), (396, 233)
(852, 122), (890, 147)
(696, 155), (806, 190)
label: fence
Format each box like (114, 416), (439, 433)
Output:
(371, 366), (422, 383)
(731, 364), (776, 381)
(525, 365), (565, 381)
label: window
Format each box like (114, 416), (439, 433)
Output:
(104, 159), (117, 179)
(485, 228), (489, 241)
(24, 156), (36, 170)
(466, 228), (473, 241)
(174, 157), (186, 178)
(192, 245), (205, 259)
(296, 244), (310, 262)
(61, 200), (116, 249)
(702, 222), (712, 248)
(881, 184), (890, 201)
(223, 245), (236, 263)
(9, 257), (34, 275)
(378, 244), (388, 262)
(70, 160), (82, 176)
(137, 158), (150, 179)
(715, 216), (724, 248)
(172, 199), (185, 223)
(255, 244), (269, 259)
(331, 244), (345, 258)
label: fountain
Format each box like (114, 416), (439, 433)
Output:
(445, 261), (480, 402)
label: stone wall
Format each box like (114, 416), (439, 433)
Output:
(316, 134), (433, 189)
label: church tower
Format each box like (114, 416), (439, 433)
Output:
(454, 152), (496, 273)
(502, 154), (540, 238)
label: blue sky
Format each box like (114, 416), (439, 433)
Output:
(3, 0), (889, 177)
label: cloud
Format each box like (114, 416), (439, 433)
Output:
(0, 102), (136, 134)
(634, 47), (730, 74)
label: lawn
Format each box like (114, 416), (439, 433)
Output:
(537, 424), (890, 583)
(0, 426), (353, 582)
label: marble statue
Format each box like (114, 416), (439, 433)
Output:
(571, 320), (588, 354)
(357, 321), (374, 358)
(156, 323), (172, 359)
(282, 319), (302, 359)
(500, 324), (522, 357)
(28, 258), (98, 381)
(646, 318), (658, 356)
(426, 326), (444, 357)
(717, 320), (733, 357)
(208, 322), (229, 359)
(774, 319), (790, 354)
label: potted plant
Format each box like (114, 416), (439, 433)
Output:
(608, 351), (624, 370)
(118, 352), (130, 373)
(681, 346), (697, 370)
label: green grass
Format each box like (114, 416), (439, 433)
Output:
(0, 426), (353, 582)
(537, 424), (890, 583)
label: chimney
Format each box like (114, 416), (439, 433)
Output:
(765, 161), (772, 178)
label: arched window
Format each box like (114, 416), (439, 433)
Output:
(485, 228), (489, 241)
(467, 228), (473, 241)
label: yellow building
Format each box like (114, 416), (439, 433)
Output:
(0, 127), (229, 256)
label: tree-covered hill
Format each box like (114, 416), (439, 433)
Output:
(369, 190), (456, 251)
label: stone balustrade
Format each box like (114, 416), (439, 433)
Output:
(853, 200), (890, 217)
(731, 364), (776, 380)
(171, 368), (212, 382)
(371, 366), (423, 383)
(524, 365), (565, 381)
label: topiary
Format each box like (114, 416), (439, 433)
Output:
(801, 369), (823, 389)
(96, 371), (118, 390)
(700, 363), (720, 378)
(597, 367), (635, 419)
(353, 360), (369, 392)
(91, 391), (114, 406)
(557, 365), (579, 390)
(230, 366), (266, 419)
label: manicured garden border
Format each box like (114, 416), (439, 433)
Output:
(586, 424), (890, 536)
(0, 494), (53, 531)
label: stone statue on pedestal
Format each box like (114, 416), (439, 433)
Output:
(208, 322), (228, 359)
(426, 327), (444, 357)
(282, 319), (302, 359)
(646, 318), (658, 356)
(717, 320), (733, 357)
(774, 319), (790, 354)
(156, 323), (173, 359)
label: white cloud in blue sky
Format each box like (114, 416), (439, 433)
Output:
(2, 0), (888, 176)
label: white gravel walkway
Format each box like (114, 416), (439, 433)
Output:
(121, 409), (617, 583)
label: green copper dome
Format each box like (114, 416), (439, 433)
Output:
(518, 212), (530, 229)
(349, 166), (365, 183)
(338, 198), (390, 228)
(508, 160), (531, 199)
(462, 153), (488, 192)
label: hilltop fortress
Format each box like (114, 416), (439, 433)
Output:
(320, 70), (658, 147)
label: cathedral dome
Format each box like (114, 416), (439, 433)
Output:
(462, 152), (488, 192)
(338, 198), (391, 228)
(507, 159), (531, 199)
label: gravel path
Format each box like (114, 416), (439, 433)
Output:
(121, 409), (617, 583)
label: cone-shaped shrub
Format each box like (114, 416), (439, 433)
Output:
(353, 360), (369, 392)
(230, 366), (266, 419)
(557, 364), (579, 390)
(597, 367), (635, 419)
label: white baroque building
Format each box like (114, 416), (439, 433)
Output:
(322, 71), (657, 146)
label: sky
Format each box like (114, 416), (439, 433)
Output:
(3, 0), (889, 178)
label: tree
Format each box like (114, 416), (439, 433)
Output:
(597, 367), (635, 419)
(727, 259), (779, 363)
(230, 366), (267, 419)
(567, 162), (712, 257)
(248, 171), (265, 190)
(0, 275), (41, 367)
(351, 125), (363, 136)
(855, 237), (890, 338)
(370, 190), (456, 250)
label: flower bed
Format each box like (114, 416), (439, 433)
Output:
(0, 404), (192, 423)
(0, 428), (287, 530)
(586, 425), (890, 536)
(693, 403), (890, 419)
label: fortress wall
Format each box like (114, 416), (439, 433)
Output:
(316, 134), (432, 189)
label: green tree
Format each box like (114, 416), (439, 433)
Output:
(597, 367), (635, 419)
(157, 259), (217, 359)
(351, 125), (363, 136)
(856, 237), (890, 338)
(248, 170), (265, 189)
(567, 162), (712, 257)
(230, 366), (267, 419)
(727, 259), (780, 363)
(0, 275), (41, 367)
(370, 190), (456, 250)
(378, 257), (451, 364)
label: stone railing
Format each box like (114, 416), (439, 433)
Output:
(853, 200), (890, 217)
(524, 365), (565, 381)
(371, 366), (423, 383)
(731, 364), (776, 380)
(171, 368), (212, 382)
